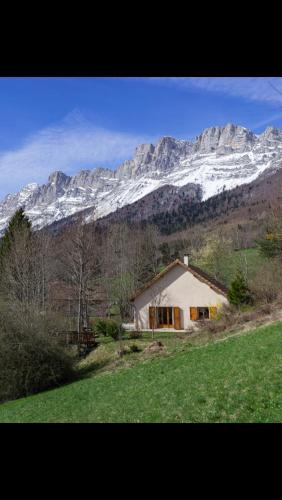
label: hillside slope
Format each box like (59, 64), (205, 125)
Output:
(147, 166), (282, 235)
(0, 321), (281, 423)
(47, 182), (203, 234)
(45, 163), (282, 240)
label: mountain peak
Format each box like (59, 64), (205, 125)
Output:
(48, 171), (70, 186)
(223, 123), (247, 131)
(261, 126), (281, 138)
(134, 143), (155, 165)
(194, 123), (254, 153)
(0, 123), (282, 235)
(25, 182), (39, 190)
(155, 136), (179, 150)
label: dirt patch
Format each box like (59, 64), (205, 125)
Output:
(144, 341), (164, 353)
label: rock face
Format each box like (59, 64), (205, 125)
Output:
(1, 123), (282, 234)
(116, 137), (193, 179)
(193, 124), (256, 154)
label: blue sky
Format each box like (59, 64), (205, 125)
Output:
(0, 76), (282, 200)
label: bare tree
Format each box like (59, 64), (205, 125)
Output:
(101, 222), (161, 322)
(102, 222), (135, 321)
(196, 231), (232, 282)
(57, 217), (101, 334)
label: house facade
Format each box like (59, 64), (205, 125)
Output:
(131, 257), (228, 331)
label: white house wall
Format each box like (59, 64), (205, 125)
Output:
(134, 264), (228, 330)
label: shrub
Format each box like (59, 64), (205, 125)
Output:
(93, 319), (109, 336)
(129, 331), (143, 339)
(93, 318), (124, 341)
(130, 344), (141, 353)
(106, 320), (125, 341)
(260, 303), (272, 315)
(228, 270), (252, 306)
(0, 326), (76, 404)
(199, 301), (274, 337)
(116, 347), (128, 357)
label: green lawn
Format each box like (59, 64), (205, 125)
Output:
(0, 321), (281, 423)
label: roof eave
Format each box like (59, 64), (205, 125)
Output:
(130, 259), (228, 301)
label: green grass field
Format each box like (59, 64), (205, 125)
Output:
(0, 321), (281, 423)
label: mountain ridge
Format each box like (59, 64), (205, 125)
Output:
(46, 165), (282, 238)
(1, 123), (282, 234)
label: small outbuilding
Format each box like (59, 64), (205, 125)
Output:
(130, 256), (228, 331)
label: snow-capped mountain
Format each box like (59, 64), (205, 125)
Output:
(1, 123), (282, 234)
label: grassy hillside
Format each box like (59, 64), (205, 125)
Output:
(191, 247), (265, 287)
(218, 247), (265, 287)
(0, 321), (281, 423)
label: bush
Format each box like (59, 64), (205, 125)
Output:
(260, 303), (272, 315)
(106, 320), (125, 341)
(129, 331), (143, 339)
(228, 270), (252, 306)
(200, 304), (239, 335)
(93, 319), (109, 336)
(0, 326), (76, 404)
(93, 318), (124, 341)
(130, 344), (141, 353)
(200, 301), (274, 337)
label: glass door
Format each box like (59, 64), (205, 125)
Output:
(157, 307), (173, 327)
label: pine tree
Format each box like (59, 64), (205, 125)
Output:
(257, 233), (282, 259)
(159, 242), (171, 265)
(228, 270), (251, 306)
(0, 208), (32, 263)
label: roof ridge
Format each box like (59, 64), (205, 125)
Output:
(130, 259), (228, 300)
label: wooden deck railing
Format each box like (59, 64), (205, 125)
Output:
(55, 330), (98, 347)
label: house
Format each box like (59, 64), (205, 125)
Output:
(130, 255), (228, 331)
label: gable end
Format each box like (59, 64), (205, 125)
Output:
(130, 259), (228, 301)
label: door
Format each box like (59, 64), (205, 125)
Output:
(174, 307), (181, 329)
(155, 307), (173, 328)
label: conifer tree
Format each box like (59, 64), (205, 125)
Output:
(0, 208), (31, 264)
(159, 242), (171, 265)
(228, 270), (251, 306)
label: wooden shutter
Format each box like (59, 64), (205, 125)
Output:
(149, 307), (156, 329)
(209, 307), (217, 319)
(190, 307), (197, 321)
(174, 307), (181, 330)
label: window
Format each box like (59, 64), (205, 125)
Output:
(190, 307), (211, 321)
(197, 307), (210, 320)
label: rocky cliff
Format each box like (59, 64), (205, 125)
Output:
(1, 123), (282, 234)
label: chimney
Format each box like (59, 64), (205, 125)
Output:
(183, 254), (189, 266)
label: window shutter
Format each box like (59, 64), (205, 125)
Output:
(149, 307), (156, 329)
(173, 307), (181, 329)
(190, 307), (197, 321)
(209, 307), (217, 319)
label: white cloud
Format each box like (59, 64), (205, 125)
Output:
(0, 111), (152, 200)
(144, 77), (282, 105)
(250, 111), (282, 131)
